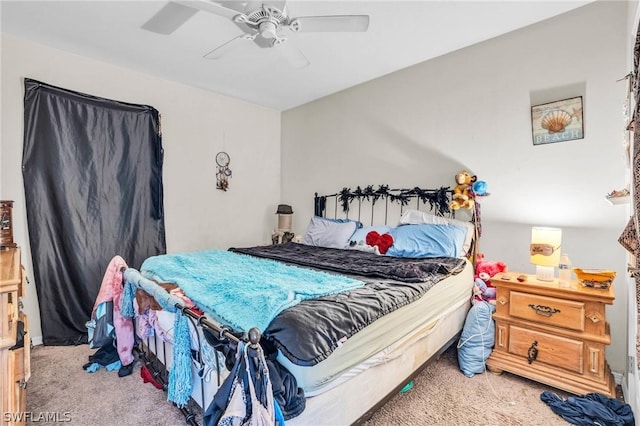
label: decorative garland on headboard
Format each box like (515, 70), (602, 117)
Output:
(314, 184), (482, 262)
(315, 185), (453, 217)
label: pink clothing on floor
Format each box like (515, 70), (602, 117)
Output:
(93, 255), (134, 366)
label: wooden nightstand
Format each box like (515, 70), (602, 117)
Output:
(486, 271), (615, 397)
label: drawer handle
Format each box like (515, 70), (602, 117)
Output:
(527, 341), (538, 364)
(528, 304), (561, 317)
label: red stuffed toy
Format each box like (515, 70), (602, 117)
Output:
(473, 253), (508, 305)
(365, 231), (394, 255)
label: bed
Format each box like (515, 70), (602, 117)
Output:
(122, 185), (479, 425)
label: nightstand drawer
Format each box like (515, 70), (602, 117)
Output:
(509, 291), (585, 332)
(509, 325), (584, 374)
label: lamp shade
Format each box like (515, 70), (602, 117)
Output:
(530, 227), (562, 267)
(277, 214), (293, 232)
(276, 204), (293, 232)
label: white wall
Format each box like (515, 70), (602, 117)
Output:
(282, 1), (630, 373)
(0, 33), (282, 345)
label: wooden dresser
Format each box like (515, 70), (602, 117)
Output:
(486, 271), (615, 397)
(1, 247), (30, 425)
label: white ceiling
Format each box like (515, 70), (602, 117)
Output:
(1, 1), (593, 111)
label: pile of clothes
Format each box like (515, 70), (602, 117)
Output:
(541, 391), (634, 426)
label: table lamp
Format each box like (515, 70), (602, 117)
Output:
(530, 227), (562, 281)
(273, 204), (294, 244)
(276, 204), (293, 232)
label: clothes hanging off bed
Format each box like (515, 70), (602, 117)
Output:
(204, 343), (280, 426)
(85, 255), (134, 376)
(203, 327), (305, 420)
(122, 269), (193, 407)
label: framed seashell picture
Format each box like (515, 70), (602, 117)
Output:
(531, 96), (583, 145)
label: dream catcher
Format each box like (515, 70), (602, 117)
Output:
(216, 151), (232, 191)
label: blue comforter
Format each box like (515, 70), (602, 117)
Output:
(141, 249), (364, 331)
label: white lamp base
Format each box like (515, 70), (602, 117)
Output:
(536, 265), (555, 281)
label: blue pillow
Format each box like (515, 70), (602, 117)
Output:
(386, 223), (467, 258)
(301, 216), (357, 249)
(349, 225), (393, 244)
(324, 217), (363, 229)
(457, 302), (496, 377)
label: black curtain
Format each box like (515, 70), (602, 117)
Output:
(22, 79), (166, 345)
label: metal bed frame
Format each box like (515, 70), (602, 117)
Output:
(314, 185), (456, 224)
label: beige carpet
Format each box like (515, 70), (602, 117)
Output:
(26, 343), (581, 425)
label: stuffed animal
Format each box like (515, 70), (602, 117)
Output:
(472, 253), (508, 305)
(471, 180), (488, 197)
(365, 231), (394, 255)
(473, 272), (496, 305)
(450, 171), (477, 210)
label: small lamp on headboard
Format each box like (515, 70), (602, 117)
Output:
(530, 226), (562, 281)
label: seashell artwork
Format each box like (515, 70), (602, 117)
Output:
(540, 110), (572, 133)
(531, 96), (583, 145)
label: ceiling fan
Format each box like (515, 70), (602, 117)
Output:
(141, 1), (370, 68)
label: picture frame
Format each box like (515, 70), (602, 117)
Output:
(531, 96), (583, 145)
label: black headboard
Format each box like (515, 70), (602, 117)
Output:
(315, 185), (462, 223)
(314, 184), (481, 261)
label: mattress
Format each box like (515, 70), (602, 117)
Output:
(279, 259), (473, 395)
(288, 295), (471, 425)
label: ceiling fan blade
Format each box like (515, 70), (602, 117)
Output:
(141, 2), (198, 34)
(242, 1), (287, 13)
(216, 1), (249, 13)
(275, 42), (310, 69)
(203, 34), (254, 59)
(265, 0), (287, 12)
(178, 0), (240, 19)
(294, 15), (369, 32)
(142, 1), (241, 34)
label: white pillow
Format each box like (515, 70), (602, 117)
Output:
(302, 216), (357, 249)
(399, 209), (475, 255)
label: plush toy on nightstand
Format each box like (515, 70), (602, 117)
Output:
(472, 253), (508, 305)
(450, 171), (477, 210)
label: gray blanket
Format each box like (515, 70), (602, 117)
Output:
(231, 243), (466, 366)
(231, 242), (464, 283)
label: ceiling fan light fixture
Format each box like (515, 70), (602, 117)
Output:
(288, 18), (301, 32)
(260, 21), (278, 39)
